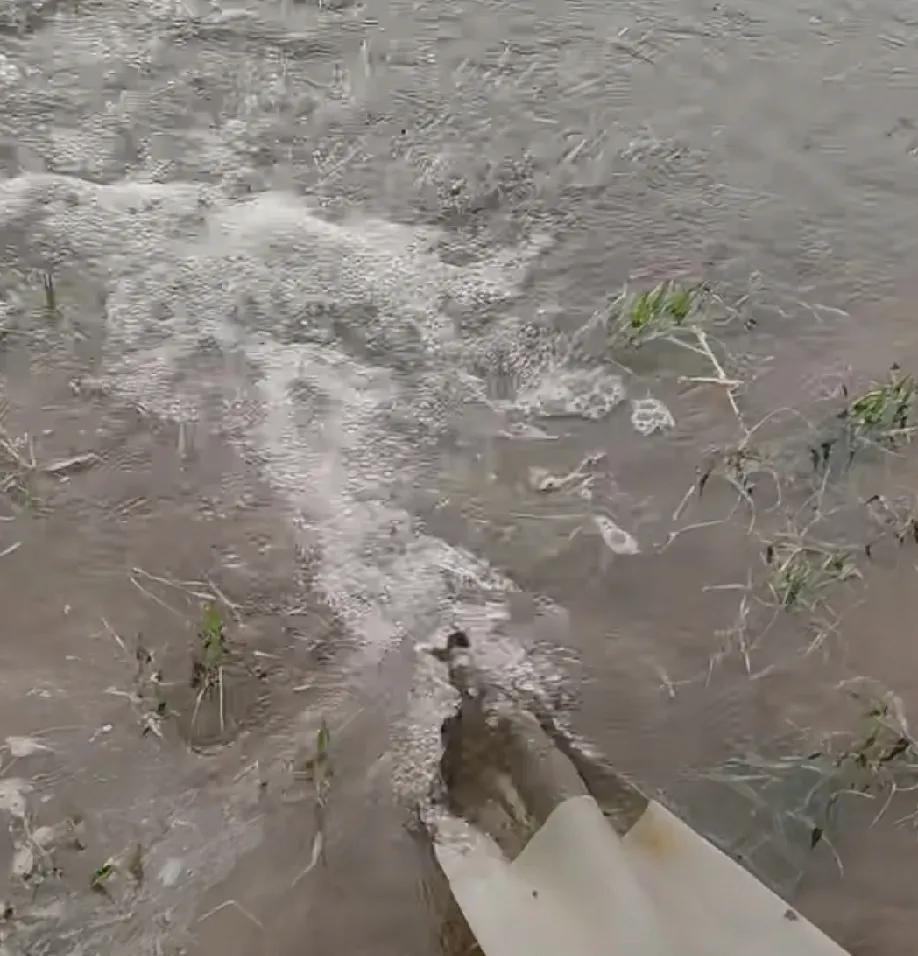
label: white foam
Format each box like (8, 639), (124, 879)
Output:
(2, 175), (543, 661)
(630, 397), (676, 436)
(0, 778), (31, 819)
(593, 514), (640, 555)
(517, 366), (627, 421)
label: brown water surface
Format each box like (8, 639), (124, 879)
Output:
(4, 0), (918, 952)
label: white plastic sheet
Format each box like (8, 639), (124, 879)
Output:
(436, 794), (849, 956)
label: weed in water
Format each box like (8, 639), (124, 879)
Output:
(863, 494), (918, 557)
(606, 279), (749, 429)
(700, 446), (766, 504)
(296, 720), (333, 799)
(292, 718), (333, 887)
(314, 719), (332, 796)
(802, 688), (918, 840)
(613, 280), (707, 346)
(842, 366), (917, 452)
(90, 860), (116, 893)
(836, 696), (917, 785)
(199, 602), (226, 671)
(140, 669), (168, 739)
(765, 541), (860, 611)
(190, 602), (228, 738)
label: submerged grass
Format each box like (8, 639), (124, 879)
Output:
(614, 276), (918, 883)
(765, 541), (860, 611)
(801, 688), (918, 848)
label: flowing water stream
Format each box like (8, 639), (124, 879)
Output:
(4, 0), (918, 952)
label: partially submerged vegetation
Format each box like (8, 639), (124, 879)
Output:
(0, 425), (38, 513)
(602, 276), (918, 877)
(773, 686), (918, 863)
(3, 248), (918, 946)
(191, 602), (229, 739)
(0, 422), (101, 517)
(842, 365), (917, 452)
(601, 279), (748, 427)
(765, 539), (859, 612)
(292, 719), (333, 887)
(617, 280), (707, 344)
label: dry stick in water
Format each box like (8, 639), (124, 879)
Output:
(197, 900), (264, 932)
(129, 576), (186, 620)
(218, 666), (225, 734)
(292, 721), (332, 887)
(100, 616), (126, 652)
(205, 575), (244, 625)
(190, 685), (208, 741)
(43, 452), (100, 476)
(291, 831), (324, 888)
(133, 566), (214, 602)
(0, 426), (35, 470)
(665, 328), (745, 430)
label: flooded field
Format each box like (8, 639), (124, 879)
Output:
(4, 0), (918, 952)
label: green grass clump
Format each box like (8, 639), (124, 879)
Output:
(614, 280), (706, 345)
(197, 603), (226, 675)
(90, 860), (116, 892)
(766, 543), (859, 610)
(190, 603), (228, 738)
(844, 367), (917, 447)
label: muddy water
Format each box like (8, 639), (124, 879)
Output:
(4, 0), (918, 953)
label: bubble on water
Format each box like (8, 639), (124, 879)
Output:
(1, 174), (550, 664)
(158, 858), (183, 887)
(0, 54), (20, 86)
(517, 366), (626, 421)
(498, 421), (558, 440)
(0, 779), (30, 819)
(391, 650), (459, 806)
(630, 397), (675, 436)
(593, 514), (640, 555)
(11, 844), (34, 880)
(5, 736), (52, 758)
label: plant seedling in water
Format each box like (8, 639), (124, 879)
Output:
(191, 603), (228, 737)
(843, 366), (917, 451)
(697, 445), (773, 507)
(90, 859), (117, 893)
(313, 720), (332, 800)
(199, 603), (226, 671)
(296, 720), (333, 800)
(802, 689), (918, 843)
(131, 639), (170, 739)
(614, 280), (706, 346)
(291, 719), (333, 888)
(630, 281), (694, 328)
(607, 280), (747, 426)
